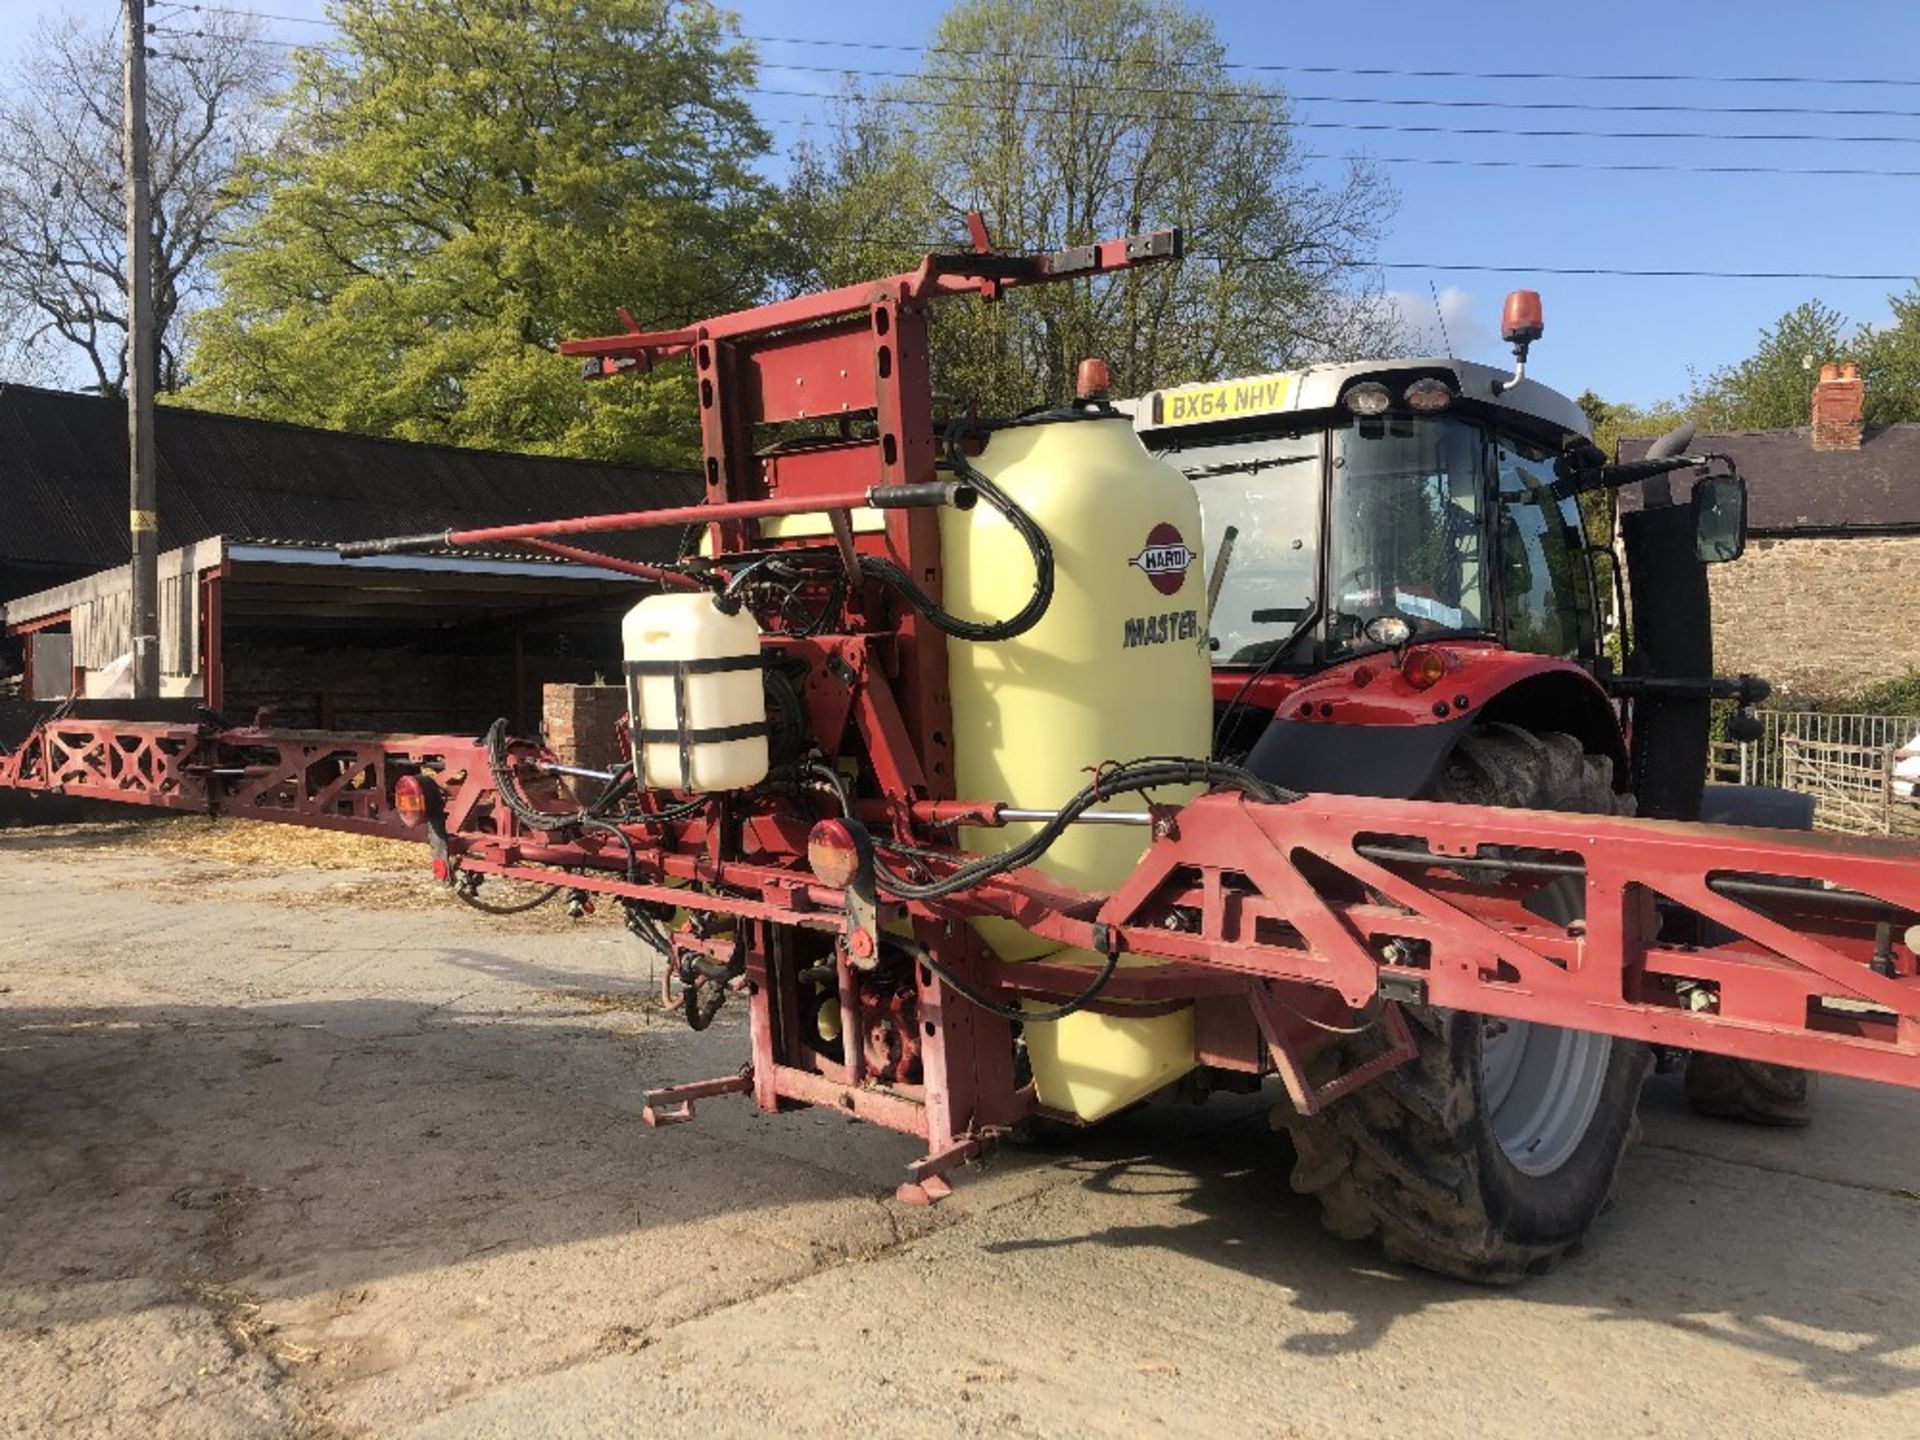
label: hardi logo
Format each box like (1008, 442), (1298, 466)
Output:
(1129, 522), (1195, 596)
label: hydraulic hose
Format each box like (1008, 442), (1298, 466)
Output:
(455, 879), (562, 916)
(903, 939), (1122, 1024)
(858, 419), (1055, 642)
(485, 717), (585, 832)
(871, 757), (1295, 902)
(868, 759), (1295, 1020)
(484, 717), (706, 832)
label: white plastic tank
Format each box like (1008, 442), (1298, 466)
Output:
(621, 592), (769, 792)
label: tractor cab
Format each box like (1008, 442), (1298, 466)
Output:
(1128, 293), (1756, 815)
(1141, 361), (1601, 674)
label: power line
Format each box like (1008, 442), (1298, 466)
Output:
(749, 85), (1920, 147)
(135, 6), (1920, 281)
(785, 226), (1920, 283)
(759, 59), (1920, 122)
(1247, 259), (1920, 283)
(152, 5), (1920, 98)
(760, 114), (1920, 180)
(150, 24), (340, 53)
(183, 23), (1920, 146)
(744, 31), (1920, 92)
(151, 2), (332, 24)
(151, 8), (1920, 145)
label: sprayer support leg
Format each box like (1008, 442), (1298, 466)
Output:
(894, 1139), (979, 1206)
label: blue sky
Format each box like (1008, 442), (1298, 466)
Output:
(7, 0), (1919, 407)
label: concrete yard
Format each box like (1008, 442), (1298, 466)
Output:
(3, 823), (1918, 1438)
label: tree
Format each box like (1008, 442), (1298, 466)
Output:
(1852, 286), (1920, 426)
(188, 0), (777, 465)
(1686, 300), (1848, 432)
(783, 0), (1403, 416)
(0, 13), (281, 394)
(1575, 387), (1689, 464)
(0, 290), (67, 387)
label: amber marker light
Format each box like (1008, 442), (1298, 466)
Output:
(1402, 649), (1447, 691)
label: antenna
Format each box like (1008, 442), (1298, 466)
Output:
(1429, 280), (1454, 359)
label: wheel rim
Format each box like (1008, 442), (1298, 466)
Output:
(1480, 1017), (1612, 1177)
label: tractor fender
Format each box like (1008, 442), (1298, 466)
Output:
(1244, 658), (1627, 800)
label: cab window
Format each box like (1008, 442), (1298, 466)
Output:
(1494, 436), (1596, 658)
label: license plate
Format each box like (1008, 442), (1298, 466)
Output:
(1153, 373), (1296, 427)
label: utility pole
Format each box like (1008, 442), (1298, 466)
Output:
(123, 0), (160, 699)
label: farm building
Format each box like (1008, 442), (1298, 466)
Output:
(0, 383), (697, 734)
(1620, 363), (1920, 704)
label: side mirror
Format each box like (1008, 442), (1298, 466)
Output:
(1694, 473), (1748, 563)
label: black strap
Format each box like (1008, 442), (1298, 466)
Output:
(623, 652), (768, 787)
(623, 654), (765, 678)
(631, 721), (770, 745)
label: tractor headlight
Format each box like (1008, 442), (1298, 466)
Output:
(1364, 616), (1412, 648)
(1342, 381), (1392, 416)
(1403, 377), (1454, 413)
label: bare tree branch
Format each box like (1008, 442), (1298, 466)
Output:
(0, 12), (282, 391)
(786, 0), (1406, 414)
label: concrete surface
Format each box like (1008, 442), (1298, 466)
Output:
(3, 830), (1918, 1438)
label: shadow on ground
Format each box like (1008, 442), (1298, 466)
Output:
(2, 982), (1916, 1408)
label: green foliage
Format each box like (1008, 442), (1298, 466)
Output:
(186, 0), (776, 465)
(1659, 287), (1920, 438)
(1853, 287), (1920, 426)
(1573, 388), (1688, 464)
(1838, 669), (1920, 718)
(782, 0), (1403, 416)
(1686, 300), (1848, 432)
(1568, 390), (1687, 578)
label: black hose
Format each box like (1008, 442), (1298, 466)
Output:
(872, 757), (1293, 901)
(455, 880), (563, 915)
(582, 765), (636, 818)
(858, 420), (1055, 642)
(629, 794), (713, 826)
(904, 940), (1122, 1024)
(485, 717), (584, 831)
(486, 717), (707, 834)
(580, 814), (640, 882)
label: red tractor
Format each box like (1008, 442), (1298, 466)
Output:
(1129, 300), (1812, 1272)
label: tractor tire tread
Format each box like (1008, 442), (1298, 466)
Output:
(1278, 726), (1650, 1284)
(1682, 1052), (1817, 1127)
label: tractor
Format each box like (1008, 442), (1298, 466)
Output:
(1128, 294), (1812, 1276)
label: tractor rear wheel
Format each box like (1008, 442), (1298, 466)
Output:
(1277, 724), (1652, 1283)
(1682, 1052), (1816, 1127)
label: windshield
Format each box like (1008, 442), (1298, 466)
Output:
(1163, 431), (1320, 663)
(1153, 410), (1595, 669)
(1326, 417), (1489, 653)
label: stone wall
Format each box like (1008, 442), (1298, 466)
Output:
(1706, 534), (1920, 703)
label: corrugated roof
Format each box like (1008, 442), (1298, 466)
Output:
(1618, 424), (1920, 534)
(0, 384), (702, 574)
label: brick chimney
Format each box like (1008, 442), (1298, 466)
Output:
(1811, 360), (1865, 451)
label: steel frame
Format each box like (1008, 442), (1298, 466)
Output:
(4, 223), (1918, 1202)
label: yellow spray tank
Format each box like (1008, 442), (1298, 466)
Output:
(939, 410), (1213, 1121)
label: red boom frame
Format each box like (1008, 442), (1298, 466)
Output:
(4, 224), (1918, 1205)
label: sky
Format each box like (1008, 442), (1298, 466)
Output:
(5, 0), (1919, 407)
